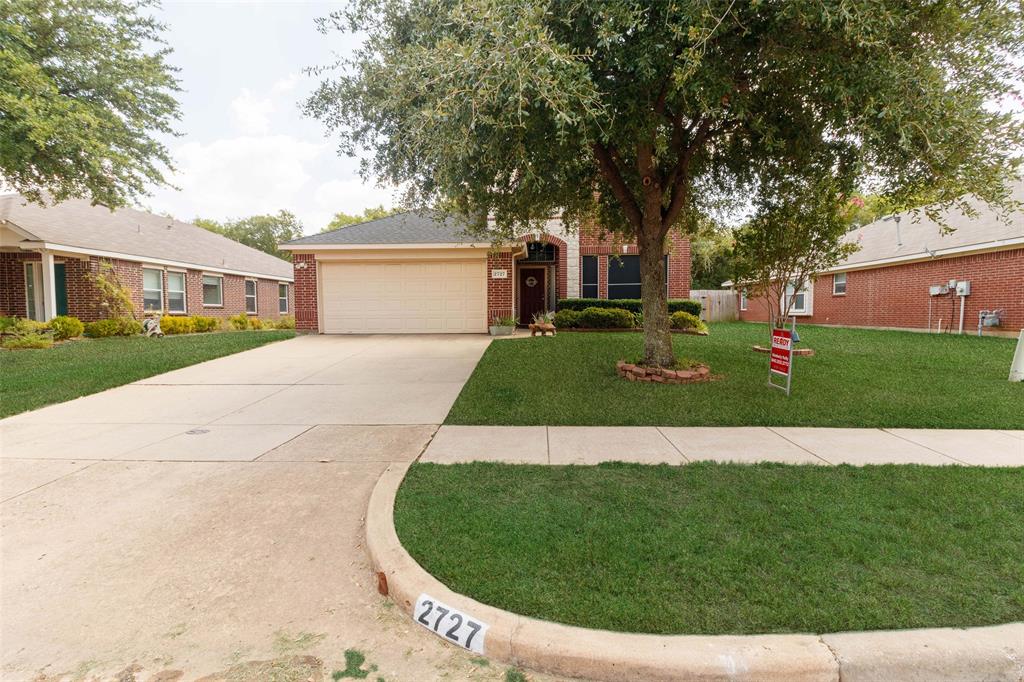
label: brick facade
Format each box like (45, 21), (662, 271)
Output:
(577, 225), (691, 300)
(0, 251), (293, 323)
(291, 222), (693, 333)
(292, 253), (319, 331)
(486, 251), (515, 324)
(738, 248), (1024, 334)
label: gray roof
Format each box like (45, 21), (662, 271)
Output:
(283, 210), (484, 246)
(0, 194), (293, 280)
(837, 179), (1024, 269)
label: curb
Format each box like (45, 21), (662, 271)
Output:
(366, 462), (1024, 681)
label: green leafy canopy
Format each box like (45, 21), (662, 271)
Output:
(194, 211), (304, 262)
(306, 0), (1023, 364)
(0, 0), (181, 207)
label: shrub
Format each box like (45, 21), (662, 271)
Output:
(160, 315), (195, 335)
(553, 309), (581, 329)
(577, 306), (636, 329)
(671, 311), (709, 334)
(2, 332), (53, 350)
(84, 317), (142, 338)
(249, 317), (265, 330)
(274, 316), (296, 330)
(558, 298), (701, 317)
(49, 315), (85, 340)
(0, 316), (17, 333)
(228, 313), (249, 330)
(190, 315), (220, 332)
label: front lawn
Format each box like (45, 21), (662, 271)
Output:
(395, 462), (1024, 635)
(446, 322), (1023, 428)
(0, 330), (295, 418)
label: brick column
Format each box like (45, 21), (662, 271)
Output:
(292, 253), (319, 332)
(486, 251), (514, 324)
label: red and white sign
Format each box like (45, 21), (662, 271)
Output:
(769, 328), (792, 376)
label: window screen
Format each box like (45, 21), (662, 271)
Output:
(581, 256), (598, 298)
(607, 255), (667, 300)
(142, 268), (163, 311)
(245, 279), (258, 314)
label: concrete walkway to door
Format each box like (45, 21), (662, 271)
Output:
(423, 425), (1024, 466)
(1, 334), (575, 682)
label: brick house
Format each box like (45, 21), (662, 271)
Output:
(0, 194), (294, 323)
(281, 212), (690, 334)
(735, 180), (1024, 336)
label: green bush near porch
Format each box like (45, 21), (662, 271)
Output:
(446, 322), (1023, 429)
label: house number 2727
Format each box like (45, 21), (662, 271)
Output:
(414, 593), (489, 654)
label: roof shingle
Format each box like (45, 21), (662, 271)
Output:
(0, 195), (293, 280)
(282, 210), (484, 246)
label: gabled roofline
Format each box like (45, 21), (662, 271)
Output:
(823, 236), (1024, 274)
(280, 242), (505, 251)
(15, 241), (294, 282)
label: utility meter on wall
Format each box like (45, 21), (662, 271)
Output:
(955, 280), (971, 296)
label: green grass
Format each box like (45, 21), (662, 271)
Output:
(395, 461), (1024, 635)
(446, 322), (1023, 428)
(0, 330), (294, 418)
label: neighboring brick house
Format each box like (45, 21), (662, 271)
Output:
(735, 180), (1023, 336)
(281, 211), (690, 334)
(0, 194), (293, 323)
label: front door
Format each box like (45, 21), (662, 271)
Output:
(54, 263), (68, 316)
(518, 267), (546, 325)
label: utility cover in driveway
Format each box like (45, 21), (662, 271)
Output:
(320, 261), (486, 333)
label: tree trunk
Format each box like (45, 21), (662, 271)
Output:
(638, 226), (675, 367)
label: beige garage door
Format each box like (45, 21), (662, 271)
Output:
(320, 260), (487, 333)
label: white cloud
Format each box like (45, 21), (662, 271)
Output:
(310, 177), (397, 229)
(230, 88), (275, 135)
(149, 135), (324, 224)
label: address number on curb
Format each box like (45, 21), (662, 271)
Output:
(414, 593), (489, 654)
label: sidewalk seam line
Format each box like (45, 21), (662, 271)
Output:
(817, 634), (843, 681)
(881, 429), (969, 465)
(766, 427), (833, 464)
(253, 425), (317, 462)
(545, 426), (550, 464)
(656, 427), (689, 463)
(1, 460), (101, 504)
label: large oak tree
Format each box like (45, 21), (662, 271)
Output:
(306, 0), (1022, 367)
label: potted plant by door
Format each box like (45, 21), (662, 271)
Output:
(489, 314), (517, 337)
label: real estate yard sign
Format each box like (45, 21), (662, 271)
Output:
(768, 320), (795, 395)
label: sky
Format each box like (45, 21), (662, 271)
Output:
(143, 1), (393, 235)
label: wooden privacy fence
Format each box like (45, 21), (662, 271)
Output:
(690, 289), (739, 322)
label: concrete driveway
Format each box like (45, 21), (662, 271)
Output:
(0, 334), (557, 682)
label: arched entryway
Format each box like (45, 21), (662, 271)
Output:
(515, 234), (567, 324)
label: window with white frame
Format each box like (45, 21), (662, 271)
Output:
(202, 274), (223, 306)
(784, 281), (810, 315)
(739, 289), (748, 311)
(278, 283), (289, 313)
(142, 267), (163, 311)
(833, 272), (847, 295)
(245, 279), (258, 314)
(167, 271), (186, 313)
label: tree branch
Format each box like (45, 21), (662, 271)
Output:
(592, 142), (644, 230)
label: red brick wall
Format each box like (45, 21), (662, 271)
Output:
(487, 251), (514, 324)
(577, 225), (691, 299)
(0, 252), (292, 322)
(738, 248), (1024, 333)
(292, 253), (319, 331)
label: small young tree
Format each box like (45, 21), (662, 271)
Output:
(732, 175), (860, 332)
(88, 261), (136, 320)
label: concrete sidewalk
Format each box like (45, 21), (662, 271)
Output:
(422, 426), (1024, 466)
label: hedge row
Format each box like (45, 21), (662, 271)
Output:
(557, 298), (701, 316)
